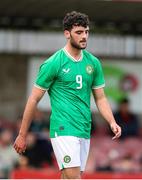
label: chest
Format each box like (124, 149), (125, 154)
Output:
(57, 60), (94, 89)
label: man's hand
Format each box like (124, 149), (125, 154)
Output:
(13, 134), (27, 154)
(110, 122), (121, 140)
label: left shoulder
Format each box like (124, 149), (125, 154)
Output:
(83, 50), (102, 64)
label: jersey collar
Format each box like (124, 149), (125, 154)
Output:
(63, 47), (83, 62)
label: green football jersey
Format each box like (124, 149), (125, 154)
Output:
(35, 48), (105, 138)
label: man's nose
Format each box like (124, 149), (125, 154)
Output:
(82, 32), (88, 39)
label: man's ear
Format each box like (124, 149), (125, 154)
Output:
(64, 30), (70, 39)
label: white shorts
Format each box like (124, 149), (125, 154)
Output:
(51, 136), (90, 172)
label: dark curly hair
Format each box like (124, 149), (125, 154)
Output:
(63, 11), (90, 31)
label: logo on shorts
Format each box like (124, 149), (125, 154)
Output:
(64, 155), (71, 163)
(86, 65), (94, 74)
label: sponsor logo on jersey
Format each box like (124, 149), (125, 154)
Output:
(63, 68), (70, 73)
(64, 155), (71, 163)
(86, 65), (94, 74)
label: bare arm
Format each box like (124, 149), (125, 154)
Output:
(14, 86), (46, 153)
(19, 86), (46, 137)
(92, 88), (121, 139)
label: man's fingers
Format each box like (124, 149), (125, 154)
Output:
(112, 129), (121, 140)
(13, 143), (26, 154)
(112, 133), (120, 140)
(112, 135), (117, 140)
(111, 125), (119, 132)
(111, 125), (121, 140)
(14, 145), (21, 153)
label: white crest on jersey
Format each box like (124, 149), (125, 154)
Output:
(86, 65), (94, 74)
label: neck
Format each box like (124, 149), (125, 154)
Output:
(65, 43), (82, 60)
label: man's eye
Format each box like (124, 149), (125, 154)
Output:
(76, 32), (81, 34)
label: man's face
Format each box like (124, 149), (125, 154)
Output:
(68, 26), (89, 49)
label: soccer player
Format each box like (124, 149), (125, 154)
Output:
(14, 11), (121, 179)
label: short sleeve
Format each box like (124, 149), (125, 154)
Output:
(35, 59), (58, 90)
(92, 59), (105, 89)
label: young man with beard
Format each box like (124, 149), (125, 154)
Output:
(14, 11), (121, 179)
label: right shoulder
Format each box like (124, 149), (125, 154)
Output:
(43, 49), (64, 66)
(38, 49), (64, 74)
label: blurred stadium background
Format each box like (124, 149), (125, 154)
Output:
(0, 0), (142, 179)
